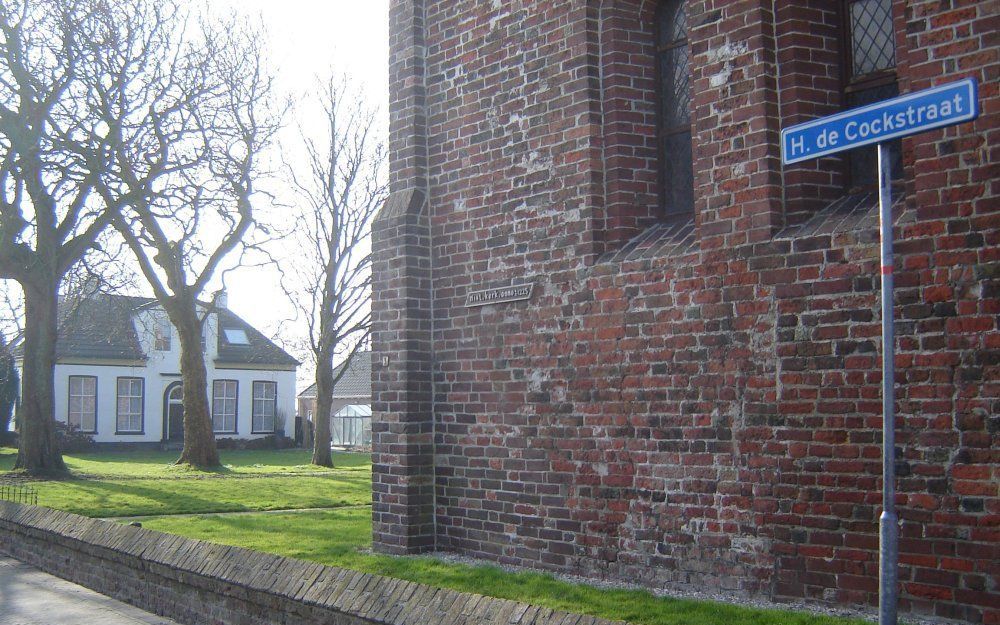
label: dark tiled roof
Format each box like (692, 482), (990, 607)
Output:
(214, 308), (299, 368)
(52, 295), (148, 361)
(14, 294), (297, 368)
(298, 352), (371, 400)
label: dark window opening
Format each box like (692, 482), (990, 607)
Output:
(843, 0), (902, 189)
(657, 0), (694, 217)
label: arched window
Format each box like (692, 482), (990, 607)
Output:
(657, 0), (693, 217)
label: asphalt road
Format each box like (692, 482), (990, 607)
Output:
(0, 556), (179, 625)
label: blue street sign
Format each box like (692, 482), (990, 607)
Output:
(780, 77), (981, 625)
(781, 78), (979, 165)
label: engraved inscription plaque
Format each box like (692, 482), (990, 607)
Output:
(465, 283), (534, 308)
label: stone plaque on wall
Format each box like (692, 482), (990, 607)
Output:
(465, 283), (534, 307)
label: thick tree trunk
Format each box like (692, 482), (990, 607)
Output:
(311, 352), (334, 467)
(14, 274), (67, 475)
(172, 304), (220, 469)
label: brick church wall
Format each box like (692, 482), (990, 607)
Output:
(372, 1), (998, 622)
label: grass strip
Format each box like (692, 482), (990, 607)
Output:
(142, 509), (874, 625)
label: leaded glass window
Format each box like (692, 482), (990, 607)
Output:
(657, 0), (693, 216)
(849, 0), (895, 76)
(844, 0), (901, 187)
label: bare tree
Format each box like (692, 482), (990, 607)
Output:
(0, 0), (160, 473)
(108, 16), (281, 469)
(284, 77), (385, 467)
(0, 239), (139, 446)
(0, 280), (23, 343)
(0, 281), (21, 442)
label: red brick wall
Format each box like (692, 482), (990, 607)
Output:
(599, 0), (660, 248)
(373, 1), (999, 622)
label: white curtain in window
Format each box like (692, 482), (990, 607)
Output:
(116, 378), (143, 432)
(68, 376), (97, 432)
(212, 380), (238, 432)
(252, 381), (276, 433)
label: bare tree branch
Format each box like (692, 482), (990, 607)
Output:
(276, 73), (386, 467)
(103, 11), (283, 468)
(0, 0), (168, 473)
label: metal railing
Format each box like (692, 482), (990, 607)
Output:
(0, 481), (38, 506)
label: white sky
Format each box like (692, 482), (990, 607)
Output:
(0, 1), (389, 389)
(212, 0), (389, 382)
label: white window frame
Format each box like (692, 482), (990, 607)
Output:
(252, 381), (277, 433)
(154, 317), (172, 351)
(224, 327), (250, 345)
(116, 377), (144, 433)
(212, 380), (238, 433)
(68, 375), (97, 433)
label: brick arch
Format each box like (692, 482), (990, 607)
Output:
(596, 0), (663, 250)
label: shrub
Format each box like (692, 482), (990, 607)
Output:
(55, 422), (96, 453)
(214, 434), (295, 451)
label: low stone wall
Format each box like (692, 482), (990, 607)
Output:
(0, 502), (621, 625)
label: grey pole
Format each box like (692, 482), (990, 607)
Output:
(877, 142), (898, 625)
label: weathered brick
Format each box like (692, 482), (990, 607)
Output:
(374, 0), (999, 621)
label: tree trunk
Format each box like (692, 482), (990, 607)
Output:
(311, 351), (334, 467)
(14, 274), (67, 475)
(172, 304), (220, 469)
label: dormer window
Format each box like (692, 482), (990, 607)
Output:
(154, 318), (171, 351)
(223, 328), (249, 345)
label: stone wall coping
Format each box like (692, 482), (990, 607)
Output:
(0, 501), (625, 625)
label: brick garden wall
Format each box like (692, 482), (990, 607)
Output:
(372, 1), (998, 623)
(0, 502), (621, 625)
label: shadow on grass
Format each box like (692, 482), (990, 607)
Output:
(54, 479), (230, 516)
(0, 447), (16, 472)
(37, 471), (373, 517)
(33, 448), (370, 477)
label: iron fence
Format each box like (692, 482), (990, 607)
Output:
(0, 481), (38, 505)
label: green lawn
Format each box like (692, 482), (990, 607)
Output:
(0, 447), (370, 478)
(143, 509), (873, 625)
(1, 446), (874, 625)
(0, 447), (371, 517)
(36, 474), (371, 517)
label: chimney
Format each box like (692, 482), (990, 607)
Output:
(213, 288), (228, 310)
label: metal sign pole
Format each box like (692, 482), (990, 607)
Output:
(877, 141), (898, 625)
(779, 79), (979, 625)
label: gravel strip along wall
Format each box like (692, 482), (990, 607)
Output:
(0, 502), (624, 625)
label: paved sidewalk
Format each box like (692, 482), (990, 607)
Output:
(0, 556), (179, 625)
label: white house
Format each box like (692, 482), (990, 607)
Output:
(18, 292), (298, 447)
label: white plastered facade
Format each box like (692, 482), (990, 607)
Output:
(50, 306), (296, 444)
